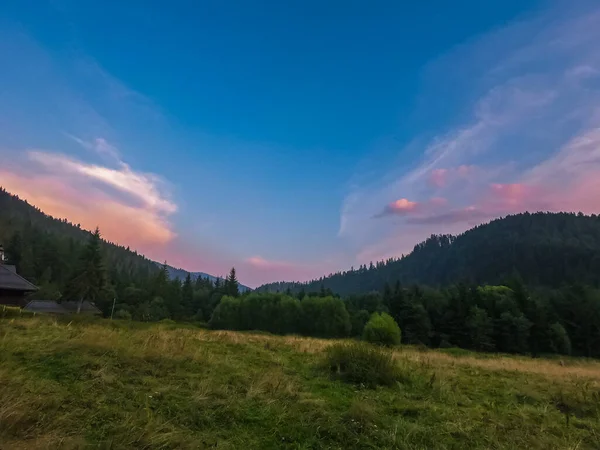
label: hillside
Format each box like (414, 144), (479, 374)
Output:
(0, 188), (240, 320)
(0, 188), (159, 287)
(1, 313), (599, 449)
(259, 212), (600, 296)
(164, 264), (251, 293)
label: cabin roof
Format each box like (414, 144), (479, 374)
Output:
(23, 300), (102, 315)
(0, 265), (38, 292)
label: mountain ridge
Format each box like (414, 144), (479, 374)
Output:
(258, 212), (600, 295)
(0, 187), (247, 288)
(160, 263), (251, 292)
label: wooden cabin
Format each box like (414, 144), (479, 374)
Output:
(0, 245), (38, 307)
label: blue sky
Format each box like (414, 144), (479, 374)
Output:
(2, 1), (600, 286)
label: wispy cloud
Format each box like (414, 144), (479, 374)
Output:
(65, 134), (121, 161)
(28, 147), (176, 215)
(340, 2), (600, 263)
(1, 139), (177, 248)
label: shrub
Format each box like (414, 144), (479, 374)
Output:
(114, 309), (132, 320)
(209, 296), (242, 330)
(324, 342), (400, 387)
(548, 322), (571, 355)
(300, 296), (351, 338)
(362, 312), (401, 347)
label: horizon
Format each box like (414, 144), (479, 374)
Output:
(2, 1), (600, 287)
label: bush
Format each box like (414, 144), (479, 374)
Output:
(209, 293), (302, 334)
(300, 296), (351, 338)
(324, 342), (400, 387)
(362, 312), (401, 346)
(548, 322), (571, 355)
(114, 309), (132, 320)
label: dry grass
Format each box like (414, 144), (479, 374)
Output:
(1, 315), (600, 449)
(196, 325), (600, 384)
(398, 349), (600, 384)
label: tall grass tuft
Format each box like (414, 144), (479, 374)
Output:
(324, 342), (401, 387)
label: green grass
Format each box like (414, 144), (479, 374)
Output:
(1, 314), (600, 449)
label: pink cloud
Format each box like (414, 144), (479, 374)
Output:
(374, 198), (420, 218)
(407, 205), (488, 225)
(428, 165), (476, 188)
(390, 198), (418, 211)
(457, 165), (475, 177)
(428, 168), (448, 188)
(0, 170), (175, 247)
(0, 143), (177, 253)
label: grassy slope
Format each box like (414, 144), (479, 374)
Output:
(1, 313), (599, 449)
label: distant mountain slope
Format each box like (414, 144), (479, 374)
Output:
(0, 188), (159, 283)
(258, 212), (600, 296)
(160, 264), (251, 292)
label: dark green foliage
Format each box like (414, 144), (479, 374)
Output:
(362, 312), (401, 347)
(225, 267), (240, 297)
(300, 296), (351, 338)
(209, 293), (301, 334)
(324, 342), (400, 387)
(466, 306), (494, 351)
(548, 323), (572, 355)
(349, 309), (371, 337)
(209, 293), (353, 337)
(63, 228), (109, 312)
(209, 296), (243, 330)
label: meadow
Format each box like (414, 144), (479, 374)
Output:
(1, 312), (599, 449)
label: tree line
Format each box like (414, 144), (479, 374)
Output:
(211, 279), (600, 358)
(258, 212), (600, 296)
(2, 188), (599, 357)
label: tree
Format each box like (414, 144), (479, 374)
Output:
(495, 312), (531, 354)
(181, 273), (194, 318)
(300, 296), (351, 338)
(363, 312), (401, 346)
(548, 323), (571, 355)
(349, 309), (371, 337)
(210, 296), (242, 329)
(225, 267), (240, 297)
(466, 306), (494, 351)
(64, 228), (108, 313)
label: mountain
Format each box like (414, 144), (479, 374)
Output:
(0, 188), (160, 285)
(160, 264), (251, 292)
(258, 212), (600, 296)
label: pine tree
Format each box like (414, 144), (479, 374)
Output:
(182, 273), (194, 318)
(226, 267), (240, 297)
(65, 227), (107, 313)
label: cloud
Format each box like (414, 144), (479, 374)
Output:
(66, 134), (121, 161)
(428, 169), (448, 188)
(28, 149), (176, 215)
(0, 141), (177, 249)
(339, 2), (600, 262)
(374, 198), (419, 218)
(427, 165), (476, 188)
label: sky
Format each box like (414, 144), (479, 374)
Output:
(1, 1), (600, 287)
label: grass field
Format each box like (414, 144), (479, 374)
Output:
(1, 313), (600, 449)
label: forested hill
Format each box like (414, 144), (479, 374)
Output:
(0, 187), (159, 288)
(163, 265), (251, 293)
(0, 187), (245, 321)
(259, 212), (600, 296)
